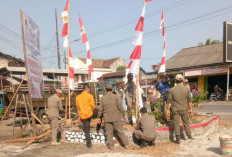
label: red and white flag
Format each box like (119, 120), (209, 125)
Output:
(158, 9), (166, 73)
(129, 2), (147, 75)
(79, 16), (94, 81)
(62, 0), (69, 48)
(69, 48), (74, 90)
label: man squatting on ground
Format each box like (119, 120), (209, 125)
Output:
(125, 73), (136, 125)
(46, 89), (64, 146)
(166, 74), (194, 144)
(133, 107), (156, 148)
(76, 84), (98, 148)
(155, 75), (170, 114)
(97, 84), (129, 150)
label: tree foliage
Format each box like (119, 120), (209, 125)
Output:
(198, 38), (220, 46)
(116, 66), (126, 71)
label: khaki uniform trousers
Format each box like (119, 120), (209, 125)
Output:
(173, 110), (191, 136)
(134, 130), (156, 142)
(105, 121), (129, 148)
(126, 97), (135, 123)
(48, 115), (60, 142)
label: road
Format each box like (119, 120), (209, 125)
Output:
(197, 101), (232, 124)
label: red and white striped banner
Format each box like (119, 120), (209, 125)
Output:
(158, 10), (166, 73)
(69, 48), (74, 90)
(79, 16), (94, 81)
(62, 0), (69, 48)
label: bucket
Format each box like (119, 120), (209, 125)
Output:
(220, 137), (232, 156)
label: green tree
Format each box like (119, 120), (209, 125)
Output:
(116, 66), (126, 71)
(198, 38), (220, 46)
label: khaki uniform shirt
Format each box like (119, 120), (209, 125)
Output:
(167, 83), (192, 112)
(135, 114), (157, 139)
(98, 93), (125, 122)
(46, 94), (64, 117)
(125, 81), (136, 104)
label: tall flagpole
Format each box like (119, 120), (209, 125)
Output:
(67, 0), (71, 120)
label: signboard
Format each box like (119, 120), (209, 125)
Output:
(223, 21), (232, 62)
(185, 66), (228, 77)
(21, 11), (43, 98)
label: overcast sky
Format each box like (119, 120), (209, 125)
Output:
(0, 0), (232, 72)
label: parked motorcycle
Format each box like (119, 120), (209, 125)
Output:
(209, 90), (224, 102)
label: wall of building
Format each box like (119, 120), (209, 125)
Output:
(110, 57), (127, 72)
(0, 58), (9, 68)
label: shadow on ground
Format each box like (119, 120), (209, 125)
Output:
(206, 147), (221, 155)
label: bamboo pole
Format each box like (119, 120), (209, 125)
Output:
(20, 10), (37, 136)
(67, 0), (71, 120)
(0, 75), (26, 126)
(135, 71), (140, 120)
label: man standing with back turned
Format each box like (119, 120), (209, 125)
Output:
(46, 89), (64, 146)
(76, 84), (98, 148)
(98, 84), (129, 150)
(166, 74), (194, 144)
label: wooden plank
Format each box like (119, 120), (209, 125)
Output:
(6, 130), (51, 144)
(26, 130), (51, 145)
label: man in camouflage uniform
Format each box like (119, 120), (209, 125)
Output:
(166, 74), (194, 144)
(125, 73), (136, 125)
(46, 89), (64, 146)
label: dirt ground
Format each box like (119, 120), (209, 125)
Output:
(0, 115), (231, 157)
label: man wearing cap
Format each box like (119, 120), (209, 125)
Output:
(76, 84), (98, 148)
(166, 74), (194, 144)
(125, 73), (136, 125)
(133, 107), (156, 148)
(46, 89), (64, 145)
(97, 84), (129, 150)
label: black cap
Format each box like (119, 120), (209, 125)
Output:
(127, 73), (133, 78)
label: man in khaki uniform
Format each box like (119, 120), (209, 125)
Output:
(98, 84), (129, 150)
(166, 74), (194, 144)
(46, 89), (64, 145)
(125, 73), (136, 125)
(133, 107), (156, 148)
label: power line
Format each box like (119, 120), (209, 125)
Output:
(70, 0), (193, 43)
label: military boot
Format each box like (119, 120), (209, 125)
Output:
(188, 135), (195, 140)
(174, 135), (180, 144)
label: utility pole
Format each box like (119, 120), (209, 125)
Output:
(55, 9), (61, 69)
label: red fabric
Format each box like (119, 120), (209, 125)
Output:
(161, 10), (164, 20)
(135, 17), (144, 32)
(69, 67), (74, 78)
(127, 61), (132, 69)
(162, 26), (165, 37)
(64, 0), (69, 11)
(82, 33), (88, 44)
(145, 0), (152, 1)
(79, 17), (83, 28)
(87, 50), (91, 59)
(163, 41), (166, 49)
(130, 45), (142, 59)
(69, 48), (72, 57)
(160, 56), (165, 65)
(62, 23), (68, 37)
(88, 64), (93, 74)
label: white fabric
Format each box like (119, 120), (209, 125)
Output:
(128, 59), (140, 75)
(69, 57), (74, 68)
(133, 32), (143, 46)
(158, 64), (165, 73)
(141, 3), (146, 17)
(85, 41), (90, 51)
(69, 78), (74, 90)
(86, 58), (92, 66)
(63, 36), (68, 48)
